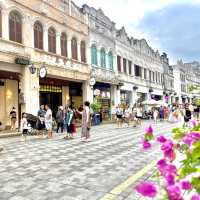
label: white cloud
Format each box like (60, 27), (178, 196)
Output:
(73, 0), (200, 62)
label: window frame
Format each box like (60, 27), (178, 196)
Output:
(91, 44), (97, 65)
(108, 51), (113, 70)
(61, 32), (67, 57)
(100, 48), (106, 68)
(9, 10), (22, 43)
(128, 60), (132, 75)
(48, 27), (56, 54)
(123, 58), (127, 74)
(34, 21), (43, 50)
(71, 37), (78, 60)
(117, 55), (121, 72)
(80, 41), (86, 63)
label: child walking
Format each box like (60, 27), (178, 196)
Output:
(20, 113), (29, 141)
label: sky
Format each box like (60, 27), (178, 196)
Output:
(73, 0), (200, 64)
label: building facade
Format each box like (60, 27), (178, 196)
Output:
(173, 60), (200, 104)
(115, 27), (165, 106)
(0, 0), (90, 128)
(162, 53), (175, 104)
(82, 5), (120, 120)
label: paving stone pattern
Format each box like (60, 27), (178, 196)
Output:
(0, 121), (177, 200)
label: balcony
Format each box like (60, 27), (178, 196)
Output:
(0, 38), (26, 57)
(91, 67), (119, 84)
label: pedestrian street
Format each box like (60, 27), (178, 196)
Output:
(0, 121), (178, 200)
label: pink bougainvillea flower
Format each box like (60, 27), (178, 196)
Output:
(135, 182), (157, 198)
(190, 119), (198, 127)
(181, 180), (192, 190)
(183, 132), (200, 146)
(191, 194), (200, 200)
(157, 159), (167, 168)
(164, 149), (176, 162)
(157, 135), (167, 143)
(157, 161), (177, 177)
(145, 125), (153, 134)
(161, 139), (174, 152)
(166, 185), (183, 200)
(165, 173), (175, 185)
(143, 140), (151, 150)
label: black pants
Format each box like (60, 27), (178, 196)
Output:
(57, 122), (64, 133)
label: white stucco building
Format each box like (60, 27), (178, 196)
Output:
(115, 27), (165, 106)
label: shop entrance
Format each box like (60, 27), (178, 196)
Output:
(39, 85), (62, 118)
(94, 82), (111, 121)
(39, 77), (83, 117)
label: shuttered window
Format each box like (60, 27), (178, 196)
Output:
(61, 32), (67, 57)
(117, 56), (121, 72)
(48, 27), (56, 54)
(128, 60), (132, 75)
(34, 21), (43, 50)
(9, 11), (22, 43)
(0, 9), (2, 37)
(100, 48), (106, 68)
(71, 37), (78, 60)
(80, 41), (86, 63)
(108, 52), (113, 70)
(91, 44), (97, 65)
(123, 58), (127, 74)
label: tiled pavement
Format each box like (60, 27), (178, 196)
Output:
(0, 121), (178, 200)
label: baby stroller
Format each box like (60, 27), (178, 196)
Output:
(25, 113), (38, 135)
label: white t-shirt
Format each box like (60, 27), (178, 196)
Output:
(45, 109), (52, 123)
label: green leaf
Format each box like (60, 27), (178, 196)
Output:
(191, 177), (200, 193)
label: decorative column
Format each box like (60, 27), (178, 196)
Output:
(77, 41), (81, 62)
(56, 32), (61, 55)
(43, 27), (48, 52)
(22, 16), (32, 48)
(2, 10), (9, 40)
(21, 67), (39, 116)
(82, 80), (93, 103)
(67, 37), (72, 59)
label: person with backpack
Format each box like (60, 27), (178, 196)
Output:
(10, 107), (17, 130)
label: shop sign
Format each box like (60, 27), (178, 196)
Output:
(89, 78), (96, 86)
(94, 89), (100, 96)
(39, 67), (47, 78)
(15, 58), (31, 65)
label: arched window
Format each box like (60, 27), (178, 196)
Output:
(48, 27), (56, 54)
(108, 51), (113, 70)
(0, 9), (2, 37)
(71, 37), (77, 60)
(9, 11), (22, 43)
(80, 41), (86, 63)
(100, 48), (106, 68)
(34, 21), (43, 50)
(61, 32), (67, 57)
(91, 44), (97, 65)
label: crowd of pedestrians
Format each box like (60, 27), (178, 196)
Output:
(114, 103), (200, 128)
(6, 101), (200, 142)
(19, 101), (92, 142)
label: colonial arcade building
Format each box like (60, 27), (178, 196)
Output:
(0, 0), (90, 128)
